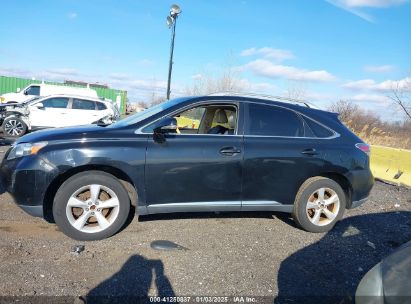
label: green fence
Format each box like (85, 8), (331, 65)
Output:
(0, 76), (127, 114)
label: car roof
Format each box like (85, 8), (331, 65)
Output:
(38, 94), (106, 102)
(180, 95), (337, 118)
(207, 92), (320, 109)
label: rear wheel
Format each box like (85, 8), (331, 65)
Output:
(53, 171), (131, 241)
(292, 177), (346, 233)
(3, 116), (27, 137)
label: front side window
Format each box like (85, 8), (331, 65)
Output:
(175, 107), (206, 133)
(246, 103), (304, 137)
(41, 97), (69, 109)
(25, 86), (40, 96)
(72, 99), (96, 110)
(143, 104), (238, 135)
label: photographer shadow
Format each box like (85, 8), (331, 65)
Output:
(86, 254), (175, 304)
(275, 211), (411, 304)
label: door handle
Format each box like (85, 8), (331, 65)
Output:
(301, 148), (318, 156)
(220, 147), (241, 156)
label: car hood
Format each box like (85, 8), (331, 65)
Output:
(381, 240), (411, 301)
(1, 92), (25, 103)
(16, 125), (108, 144)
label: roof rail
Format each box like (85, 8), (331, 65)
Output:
(207, 91), (320, 109)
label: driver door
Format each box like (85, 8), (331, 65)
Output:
(143, 102), (244, 213)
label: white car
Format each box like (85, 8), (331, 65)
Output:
(1, 94), (120, 137)
(0, 83), (98, 104)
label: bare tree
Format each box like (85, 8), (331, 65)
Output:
(286, 80), (307, 100)
(328, 100), (359, 123)
(387, 77), (411, 120)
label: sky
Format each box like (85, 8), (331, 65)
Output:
(1, 0), (410, 120)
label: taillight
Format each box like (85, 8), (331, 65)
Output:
(355, 143), (370, 155)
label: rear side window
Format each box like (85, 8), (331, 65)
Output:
(303, 117), (334, 138)
(246, 103), (304, 137)
(72, 99), (96, 110)
(41, 97), (69, 108)
(96, 102), (107, 110)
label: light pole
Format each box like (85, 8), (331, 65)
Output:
(166, 4), (181, 100)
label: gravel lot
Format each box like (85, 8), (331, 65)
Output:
(0, 139), (410, 303)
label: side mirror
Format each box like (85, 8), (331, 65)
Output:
(33, 102), (44, 109)
(153, 117), (178, 143)
(16, 88), (21, 93)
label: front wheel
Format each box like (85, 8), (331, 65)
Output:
(292, 177), (346, 233)
(53, 171), (131, 241)
(3, 116), (27, 137)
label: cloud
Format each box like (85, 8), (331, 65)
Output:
(326, 0), (409, 22)
(67, 12), (78, 19)
(237, 79), (277, 93)
(138, 59), (154, 66)
(108, 73), (131, 81)
(240, 47), (294, 62)
(334, 0), (409, 7)
(191, 74), (203, 80)
(0, 67), (82, 81)
(364, 65), (395, 73)
(0, 66), (177, 101)
(350, 93), (390, 103)
(242, 59), (336, 82)
(342, 77), (411, 91)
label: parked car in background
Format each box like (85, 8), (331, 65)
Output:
(0, 83), (98, 104)
(356, 240), (411, 304)
(0, 94), (374, 240)
(0, 94), (119, 137)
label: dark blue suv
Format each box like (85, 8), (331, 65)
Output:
(0, 95), (374, 240)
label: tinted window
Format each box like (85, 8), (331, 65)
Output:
(96, 102), (107, 110)
(41, 97), (69, 109)
(304, 117), (334, 138)
(25, 86), (40, 96)
(72, 99), (96, 110)
(247, 104), (304, 137)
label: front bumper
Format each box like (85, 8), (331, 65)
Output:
(0, 152), (58, 218)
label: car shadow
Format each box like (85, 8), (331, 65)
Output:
(0, 136), (15, 146)
(85, 254), (175, 303)
(275, 211), (411, 304)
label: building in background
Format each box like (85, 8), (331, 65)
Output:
(0, 76), (127, 114)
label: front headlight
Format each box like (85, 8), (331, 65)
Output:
(7, 142), (48, 160)
(0, 96), (5, 103)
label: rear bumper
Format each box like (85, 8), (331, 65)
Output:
(347, 167), (374, 208)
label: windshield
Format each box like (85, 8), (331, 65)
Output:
(111, 97), (189, 128)
(24, 96), (42, 105)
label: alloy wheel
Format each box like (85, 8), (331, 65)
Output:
(66, 184), (120, 233)
(306, 187), (340, 226)
(4, 119), (24, 136)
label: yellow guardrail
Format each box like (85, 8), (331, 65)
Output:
(370, 145), (411, 187)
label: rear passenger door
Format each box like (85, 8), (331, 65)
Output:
(65, 98), (100, 127)
(242, 103), (326, 207)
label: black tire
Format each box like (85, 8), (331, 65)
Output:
(53, 171), (131, 241)
(292, 176), (346, 233)
(3, 116), (27, 137)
